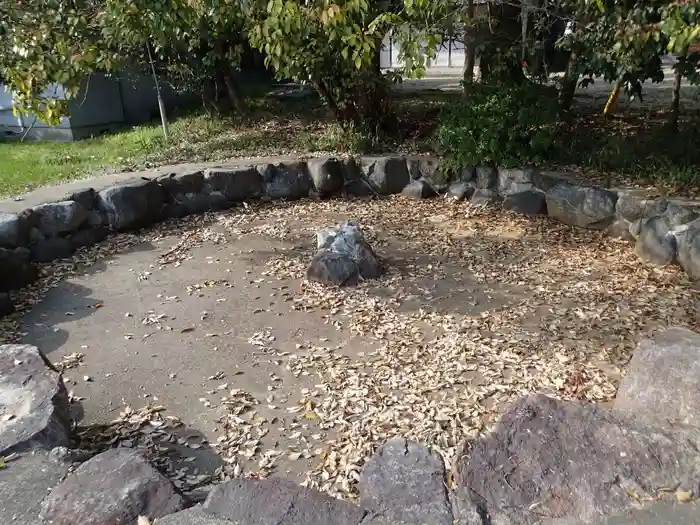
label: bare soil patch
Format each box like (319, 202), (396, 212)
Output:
(2, 196), (696, 500)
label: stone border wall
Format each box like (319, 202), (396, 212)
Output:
(1, 155), (699, 313)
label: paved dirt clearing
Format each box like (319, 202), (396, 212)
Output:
(6, 196), (697, 500)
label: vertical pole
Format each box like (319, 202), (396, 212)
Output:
(146, 41), (169, 141)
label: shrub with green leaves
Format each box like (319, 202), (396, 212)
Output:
(435, 84), (560, 172)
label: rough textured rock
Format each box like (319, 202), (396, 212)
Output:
(65, 188), (97, 210)
(157, 170), (206, 196)
(308, 222), (381, 285)
(0, 247), (37, 292)
(204, 477), (369, 525)
(97, 179), (165, 231)
(0, 451), (71, 525)
(360, 438), (453, 525)
(634, 215), (678, 266)
(307, 251), (360, 286)
(40, 448), (185, 525)
(497, 168), (535, 195)
(474, 166), (498, 190)
(32, 201), (88, 237)
(259, 162), (312, 200)
(157, 506), (237, 525)
(406, 157), (450, 191)
(606, 218), (635, 242)
(0, 293), (13, 317)
(69, 227), (109, 248)
(546, 182), (618, 229)
(30, 236), (74, 262)
(676, 218), (700, 279)
(401, 179), (437, 199)
(308, 157), (345, 196)
(0, 344), (72, 454)
(470, 188), (502, 206)
(615, 327), (700, 425)
(204, 166), (264, 202)
(454, 394), (700, 525)
(544, 501), (700, 525)
(503, 190), (546, 216)
(615, 191), (666, 223)
(361, 157), (410, 194)
(447, 181), (475, 201)
(458, 166), (476, 182)
(0, 212), (30, 248)
(49, 446), (95, 464)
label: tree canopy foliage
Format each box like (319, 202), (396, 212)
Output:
(0, 0), (698, 127)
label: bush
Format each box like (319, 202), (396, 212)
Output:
(435, 84), (560, 172)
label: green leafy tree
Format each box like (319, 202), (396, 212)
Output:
(247, 0), (446, 130)
(0, 0), (104, 123)
(100, 0), (250, 113)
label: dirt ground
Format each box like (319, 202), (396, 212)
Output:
(7, 196), (698, 500)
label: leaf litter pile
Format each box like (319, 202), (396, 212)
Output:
(1, 196), (697, 501)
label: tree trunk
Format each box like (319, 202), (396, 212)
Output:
(559, 50), (578, 112)
(462, 0), (476, 92)
(223, 72), (248, 114)
(668, 51), (686, 131)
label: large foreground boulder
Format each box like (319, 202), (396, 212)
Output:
(32, 201), (89, 237)
(308, 222), (382, 286)
(546, 183), (618, 229)
(615, 327), (700, 426)
(454, 394), (700, 525)
(676, 218), (700, 279)
(203, 477), (368, 525)
(258, 162), (312, 200)
(0, 344), (72, 455)
(0, 247), (37, 292)
(40, 448), (185, 525)
(360, 438), (453, 525)
(361, 157), (411, 195)
(97, 179), (165, 231)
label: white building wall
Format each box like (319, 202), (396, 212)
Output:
(0, 84), (74, 142)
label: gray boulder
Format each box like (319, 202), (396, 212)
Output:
(406, 156), (439, 181)
(40, 448), (185, 525)
(634, 215), (678, 266)
(259, 162), (312, 200)
(447, 181), (475, 201)
(30, 237), (74, 262)
(474, 166), (498, 190)
(675, 218), (700, 279)
(454, 394), (700, 525)
(0, 293), (13, 317)
(503, 190), (547, 216)
(606, 218), (635, 242)
(361, 156), (411, 195)
(157, 170), (206, 196)
(32, 201), (88, 237)
(470, 189), (502, 206)
(546, 182), (618, 229)
(0, 212), (30, 248)
(0, 451), (72, 525)
(308, 157), (345, 196)
(203, 477), (368, 525)
(65, 188), (97, 210)
(307, 251), (361, 286)
(97, 179), (165, 231)
(204, 166), (264, 202)
(308, 222), (381, 286)
(497, 168), (535, 196)
(360, 438), (453, 525)
(615, 327), (700, 426)
(401, 180), (437, 199)
(0, 344), (72, 455)
(615, 191), (666, 224)
(0, 247), (37, 292)
(69, 227), (109, 249)
(157, 506), (237, 525)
